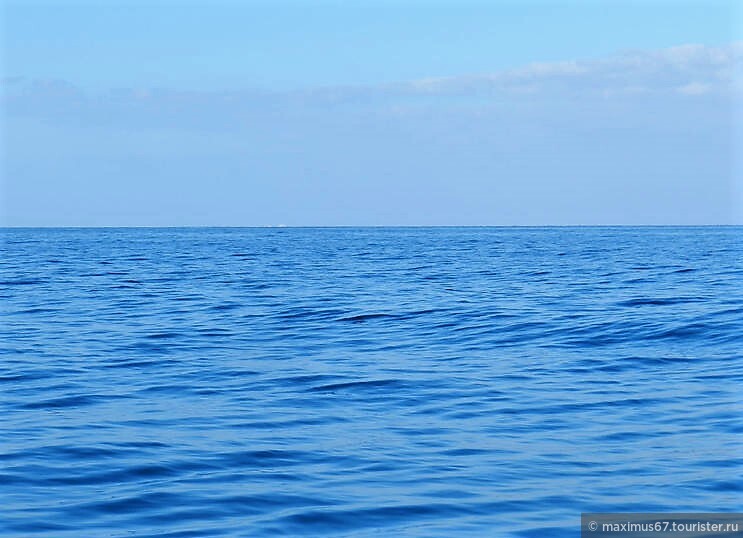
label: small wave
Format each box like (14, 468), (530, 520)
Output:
(11, 307), (58, 314)
(209, 303), (241, 311)
(20, 394), (127, 410)
(281, 374), (345, 385)
(309, 379), (403, 392)
(3, 521), (74, 533)
(337, 309), (438, 322)
(277, 503), (470, 534)
(0, 279), (43, 286)
(218, 449), (315, 469)
(47, 463), (181, 486)
(337, 312), (397, 322)
(145, 332), (183, 340)
(618, 297), (703, 307)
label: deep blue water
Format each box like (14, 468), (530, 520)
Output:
(1, 227), (741, 537)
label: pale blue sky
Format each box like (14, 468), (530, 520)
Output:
(1, 1), (742, 225)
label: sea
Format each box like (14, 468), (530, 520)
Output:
(1, 226), (741, 537)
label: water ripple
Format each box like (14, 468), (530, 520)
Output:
(1, 226), (741, 537)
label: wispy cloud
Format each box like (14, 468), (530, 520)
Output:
(389, 42), (742, 98)
(2, 42), (740, 139)
(3, 42), (741, 108)
(3, 43), (739, 226)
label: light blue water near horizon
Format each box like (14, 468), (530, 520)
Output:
(1, 226), (741, 537)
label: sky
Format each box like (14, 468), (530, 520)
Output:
(1, 0), (742, 226)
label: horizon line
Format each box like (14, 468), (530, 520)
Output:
(2, 224), (741, 230)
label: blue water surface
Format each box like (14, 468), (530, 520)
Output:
(1, 227), (741, 537)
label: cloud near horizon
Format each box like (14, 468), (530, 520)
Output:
(3, 42), (741, 118)
(400, 42), (742, 97)
(1, 42), (741, 226)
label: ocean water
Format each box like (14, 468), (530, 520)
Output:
(1, 226), (741, 537)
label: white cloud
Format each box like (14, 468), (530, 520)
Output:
(392, 42), (742, 98)
(677, 82), (712, 96)
(2, 42), (740, 126)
